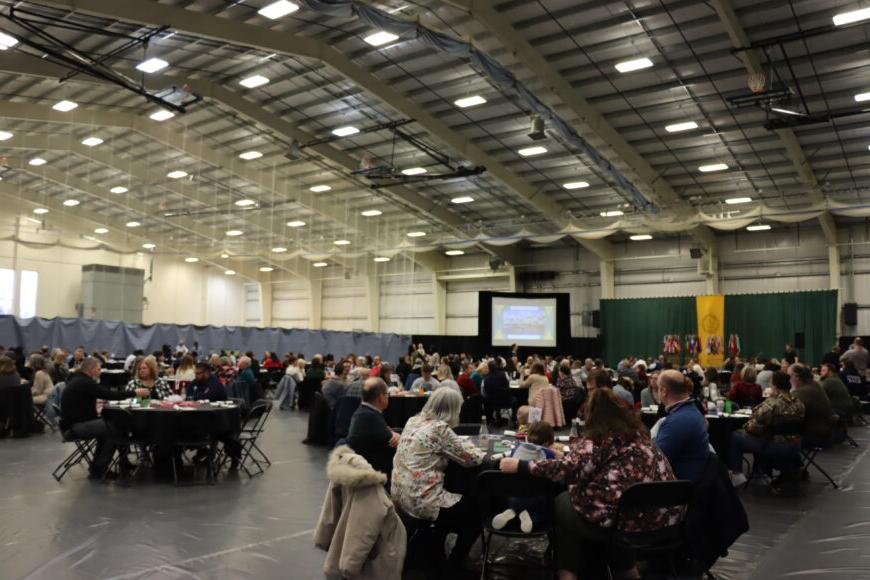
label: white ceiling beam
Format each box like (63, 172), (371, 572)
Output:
(710, 0), (837, 245)
(30, 0), (611, 260)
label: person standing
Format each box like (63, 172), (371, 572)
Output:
(840, 337), (870, 379)
(783, 343), (797, 366)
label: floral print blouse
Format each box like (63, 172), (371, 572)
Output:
(125, 377), (173, 400)
(556, 375), (579, 401)
(529, 433), (681, 532)
(390, 415), (486, 521)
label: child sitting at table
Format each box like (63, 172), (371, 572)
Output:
(491, 421), (560, 533)
(516, 405), (530, 435)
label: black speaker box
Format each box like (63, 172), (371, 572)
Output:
(844, 302), (858, 326)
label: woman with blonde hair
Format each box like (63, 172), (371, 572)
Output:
(434, 364), (461, 393)
(126, 355), (172, 399)
(28, 353), (54, 405)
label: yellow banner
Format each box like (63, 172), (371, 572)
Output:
(696, 295), (725, 368)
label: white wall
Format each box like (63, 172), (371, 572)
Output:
(379, 271), (434, 334)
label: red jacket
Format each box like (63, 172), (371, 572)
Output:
(727, 381), (762, 408)
(457, 373), (478, 396)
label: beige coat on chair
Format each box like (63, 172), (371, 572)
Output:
(314, 445), (406, 580)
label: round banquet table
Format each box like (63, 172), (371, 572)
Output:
(383, 394), (428, 428)
(102, 401), (241, 447)
(640, 410), (749, 465)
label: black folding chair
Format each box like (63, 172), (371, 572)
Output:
(477, 470), (558, 580)
(801, 421), (839, 489)
(173, 412), (217, 486)
(608, 480), (694, 580)
(32, 403), (55, 432)
(233, 400), (272, 477)
(400, 509), (444, 580)
(303, 392), (332, 446)
(333, 395), (361, 443)
(459, 394), (483, 423)
(101, 408), (152, 485)
(51, 404), (97, 482)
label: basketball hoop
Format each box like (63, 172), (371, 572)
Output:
(747, 72), (767, 94)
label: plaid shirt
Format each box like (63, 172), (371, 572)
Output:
(125, 377), (173, 400)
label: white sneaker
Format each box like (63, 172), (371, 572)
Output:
(492, 509), (516, 530)
(730, 472), (747, 487)
(518, 510), (533, 534)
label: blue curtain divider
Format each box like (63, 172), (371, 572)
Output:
(0, 316), (412, 363)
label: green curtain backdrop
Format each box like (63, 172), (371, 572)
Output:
(724, 290), (837, 366)
(600, 297), (698, 366)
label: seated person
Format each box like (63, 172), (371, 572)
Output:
(457, 362), (479, 397)
(60, 357), (128, 479)
(321, 362), (351, 408)
(612, 376), (635, 406)
(409, 364), (440, 392)
(516, 405), (531, 435)
(492, 421), (562, 534)
(391, 388), (486, 572)
(28, 353), (54, 406)
(727, 371), (805, 486)
(652, 369), (711, 483)
(346, 377), (399, 477)
(790, 363), (833, 445)
(819, 363), (854, 418)
(434, 364), (462, 393)
(125, 356), (172, 400)
(640, 373), (659, 407)
(727, 365), (763, 408)
(188, 363), (228, 401)
(500, 388), (680, 580)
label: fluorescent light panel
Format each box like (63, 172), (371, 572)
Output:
(856, 92), (870, 103)
(455, 95), (487, 108)
(746, 224), (771, 231)
(81, 137), (103, 147)
(445, 249), (464, 256)
(149, 110), (174, 122)
(286, 220), (306, 227)
(518, 146), (547, 157)
(126, 221), (140, 228)
(52, 100), (78, 112)
(725, 197), (752, 205)
(29, 158), (46, 166)
(239, 75), (270, 88)
(402, 167), (427, 176)
(167, 170), (188, 179)
(600, 210), (624, 217)
(235, 199), (256, 207)
(0, 32), (18, 50)
(630, 234), (653, 241)
(451, 196), (474, 204)
(364, 31), (399, 46)
(136, 58), (168, 73)
(271, 247), (288, 253)
(185, 257), (199, 263)
(361, 209), (382, 217)
(313, 262), (328, 268)
(699, 163), (728, 172)
(563, 181), (589, 190)
(33, 208), (49, 215)
(258, 0), (299, 19)
(142, 243), (156, 249)
(225, 230), (243, 236)
(259, 266), (274, 272)
(333, 239), (351, 246)
(665, 121), (698, 133)
(110, 186), (128, 194)
(833, 7), (870, 26)
(407, 231), (426, 238)
(0, 131), (12, 141)
(239, 151), (263, 160)
(310, 185), (331, 193)
(615, 57), (653, 73)
(224, 270), (236, 275)
(332, 126), (359, 137)
(94, 227), (108, 234)
(373, 257), (390, 263)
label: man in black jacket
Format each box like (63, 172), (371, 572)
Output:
(346, 377), (399, 477)
(60, 357), (128, 478)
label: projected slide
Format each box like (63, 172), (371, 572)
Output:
(491, 296), (557, 348)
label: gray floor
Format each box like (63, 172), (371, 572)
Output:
(1, 410), (868, 579)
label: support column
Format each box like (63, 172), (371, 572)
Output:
(433, 273), (447, 335)
(259, 280), (273, 328)
(308, 278), (322, 329)
(366, 274), (381, 332)
(600, 260), (615, 299)
(704, 246), (720, 295)
(829, 245), (842, 335)
(506, 265), (517, 293)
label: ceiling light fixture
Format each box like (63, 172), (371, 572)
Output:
(29, 157), (46, 166)
(52, 100), (78, 112)
(454, 95), (487, 108)
(361, 209), (383, 217)
(698, 163), (728, 172)
(407, 231), (426, 238)
(62, 199), (79, 207)
(333, 239), (351, 246)
(258, 0), (299, 19)
(149, 109), (175, 122)
(167, 170), (188, 179)
(81, 136), (103, 147)
(110, 186), (128, 194)
(833, 7), (870, 26)
(224, 269), (236, 275)
(126, 221), (141, 228)
(239, 150), (263, 160)
(630, 234), (653, 241)
(746, 224), (771, 232)
(185, 257), (199, 263)
(0, 32), (18, 50)
(235, 199), (257, 207)
(451, 196), (474, 204)
(287, 220), (306, 227)
(310, 185), (331, 193)
(142, 243), (156, 249)
(313, 262), (328, 268)
(725, 197), (752, 205)
(272, 247), (288, 253)
(373, 257), (390, 262)
(563, 181), (589, 190)
(600, 210), (624, 217)
(855, 92), (870, 103)
(240, 75), (270, 88)
(94, 227), (108, 234)
(364, 31), (399, 46)
(332, 126), (359, 137)
(0, 130), (12, 141)
(401, 167), (427, 176)
(33, 208), (48, 215)
(445, 249), (465, 256)
(615, 57), (654, 73)
(220, 253), (230, 259)
(665, 121), (698, 133)
(259, 266), (274, 272)
(225, 230), (243, 237)
(136, 57), (168, 73)
(518, 146), (547, 157)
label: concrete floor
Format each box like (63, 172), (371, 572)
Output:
(0, 408), (867, 579)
